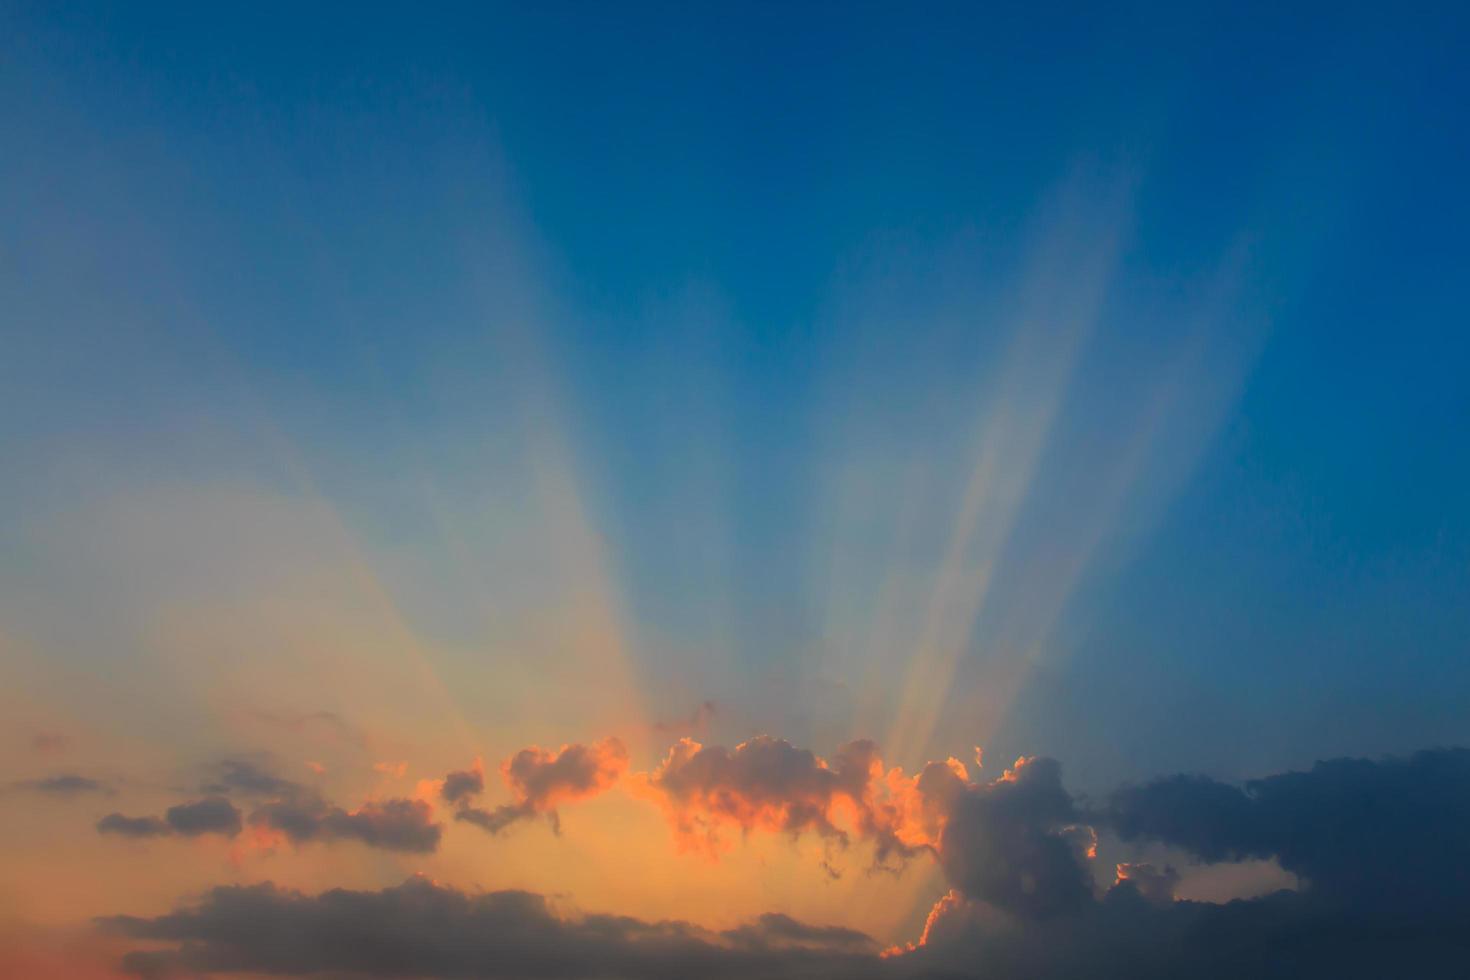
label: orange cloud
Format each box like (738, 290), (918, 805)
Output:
(454, 737), (629, 835)
(627, 736), (973, 863)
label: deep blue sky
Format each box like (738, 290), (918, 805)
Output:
(3, 2), (1468, 789)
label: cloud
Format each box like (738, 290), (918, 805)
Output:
(1105, 747), (1470, 911)
(165, 797), (244, 836)
(12, 773), (110, 796)
(202, 759), (306, 798)
(96, 758), (437, 853)
(937, 756), (1095, 919)
(455, 738), (628, 836)
(93, 744), (1470, 979)
(96, 813), (172, 838)
(97, 797), (240, 839)
(1111, 863), (1179, 906)
(97, 878), (881, 979)
(629, 735), (964, 863)
(250, 798), (440, 853)
(440, 759), (484, 805)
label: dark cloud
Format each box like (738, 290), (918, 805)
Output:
(1105, 747), (1470, 911)
(251, 797), (440, 853)
(97, 797), (242, 839)
(97, 813), (172, 838)
(937, 757), (1095, 919)
(165, 797), (242, 837)
(12, 773), (110, 796)
(203, 759), (305, 799)
(454, 802), (533, 835)
(440, 764), (484, 806)
(456, 738), (628, 837)
(98, 878), (881, 980)
(96, 770), (431, 852)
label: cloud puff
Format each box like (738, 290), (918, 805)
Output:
(937, 756), (1095, 919)
(456, 738), (628, 836)
(439, 760), (485, 805)
(630, 736), (966, 863)
(250, 798), (440, 853)
(98, 878), (880, 979)
(98, 797), (241, 839)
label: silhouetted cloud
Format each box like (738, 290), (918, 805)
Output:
(937, 756), (1095, 919)
(97, 797), (241, 839)
(166, 797), (243, 836)
(96, 813), (171, 838)
(96, 761), (436, 853)
(98, 878), (881, 979)
(1105, 747), (1470, 911)
(12, 773), (110, 796)
(440, 760), (484, 805)
(251, 797), (440, 853)
(202, 759), (305, 799)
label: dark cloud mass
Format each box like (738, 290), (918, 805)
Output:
(97, 797), (241, 838)
(98, 878), (881, 980)
(251, 797), (440, 853)
(938, 757), (1094, 919)
(1106, 747), (1470, 911)
(97, 746), (1470, 978)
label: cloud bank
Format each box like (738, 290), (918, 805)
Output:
(97, 744), (1470, 978)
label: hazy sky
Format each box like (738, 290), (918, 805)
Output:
(3, 4), (1469, 978)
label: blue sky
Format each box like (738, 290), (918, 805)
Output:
(4, 0), (1470, 908)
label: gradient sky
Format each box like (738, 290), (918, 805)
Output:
(3, 3), (1469, 978)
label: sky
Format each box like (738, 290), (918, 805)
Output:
(2, 3), (1469, 978)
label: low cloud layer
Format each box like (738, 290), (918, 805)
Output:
(99, 878), (880, 980)
(95, 743), (1470, 977)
